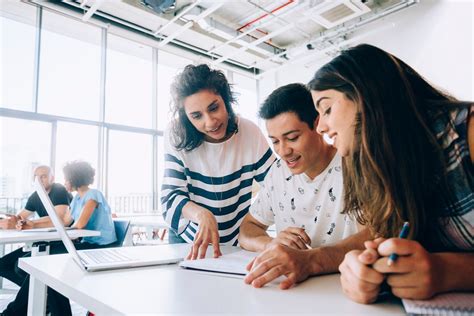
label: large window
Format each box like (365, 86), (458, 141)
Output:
(106, 34), (153, 128)
(157, 51), (192, 131)
(0, 117), (51, 213)
(0, 3), (259, 216)
(54, 122), (99, 186)
(107, 130), (153, 213)
(38, 10), (102, 120)
(0, 2), (36, 111)
(233, 72), (259, 125)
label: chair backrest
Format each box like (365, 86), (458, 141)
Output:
(113, 220), (130, 247)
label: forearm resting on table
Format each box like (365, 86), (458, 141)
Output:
(308, 228), (371, 275)
(239, 217), (271, 252)
(28, 205), (72, 228)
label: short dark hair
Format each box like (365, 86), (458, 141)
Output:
(63, 161), (95, 189)
(170, 64), (238, 151)
(259, 83), (318, 129)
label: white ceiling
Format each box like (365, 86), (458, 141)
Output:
(41, 0), (418, 74)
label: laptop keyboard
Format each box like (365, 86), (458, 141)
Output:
(82, 249), (133, 264)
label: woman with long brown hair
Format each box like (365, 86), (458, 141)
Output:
(308, 44), (473, 303)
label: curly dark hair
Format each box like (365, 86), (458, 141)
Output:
(170, 64), (238, 151)
(63, 161), (95, 189)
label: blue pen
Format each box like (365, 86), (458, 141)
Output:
(387, 222), (410, 266)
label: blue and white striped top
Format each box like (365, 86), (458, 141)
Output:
(161, 117), (275, 245)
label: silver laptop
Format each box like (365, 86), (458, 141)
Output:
(34, 178), (185, 272)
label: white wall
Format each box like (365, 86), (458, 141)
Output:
(259, 0), (474, 101)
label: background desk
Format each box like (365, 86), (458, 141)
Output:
(19, 244), (403, 315)
(0, 229), (100, 290)
(0, 229), (100, 245)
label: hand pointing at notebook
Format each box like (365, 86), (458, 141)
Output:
(187, 208), (222, 260)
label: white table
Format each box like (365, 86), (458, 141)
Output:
(0, 229), (100, 313)
(0, 229), (100, 245)
(19, 244), (404, 315)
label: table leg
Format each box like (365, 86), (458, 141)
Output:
(27, 243), (50, 316)
(0, 244), (4, 289)
(146, 227), (153, 239)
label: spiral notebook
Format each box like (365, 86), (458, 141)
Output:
(402, 292), (474, 315)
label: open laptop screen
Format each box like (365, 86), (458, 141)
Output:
(34, 177), (87, 270)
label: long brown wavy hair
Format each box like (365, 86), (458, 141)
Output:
(308, 44), (471, 245)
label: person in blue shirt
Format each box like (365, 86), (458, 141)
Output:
(64, 160), (117, 246)
(2, 161), (116, 316)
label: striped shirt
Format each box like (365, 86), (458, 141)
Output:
(430, 106), (473, 251)
(161, 117), (276, 245)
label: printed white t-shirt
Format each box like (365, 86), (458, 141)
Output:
(250, 154), (358, 247)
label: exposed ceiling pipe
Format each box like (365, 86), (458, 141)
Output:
(183, 6), (280, 57)
(248, 0), (311, 40)
(265, 21), (398, 78)
(237, 0), (294, 32)
(157, 2), (223, 48)
(253, 0), (418, 69)
(256, 1), (418, 77)
(212, 22), (295, 66)
(152, 0), (202, 36)
(82, 0), (103, 22)
(79, 0), (89, 8)
(32, 0), (256, 70)
(208, 1), (307, 55)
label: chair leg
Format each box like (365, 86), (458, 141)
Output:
(160, 229), (167, 240)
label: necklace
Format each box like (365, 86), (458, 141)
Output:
(202, 142), (226, 214)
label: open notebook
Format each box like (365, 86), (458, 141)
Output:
(179, 249), (257, 276)
(402, 292), (474, 315)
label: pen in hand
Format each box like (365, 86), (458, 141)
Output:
(387, 221), (410, 266)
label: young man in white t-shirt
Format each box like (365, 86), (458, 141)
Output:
(239, 83), (370, 289)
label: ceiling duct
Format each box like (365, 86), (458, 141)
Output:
(141, 0), (176, 14)
(181, 6), (282, 58)
(307, 0), (371, 28)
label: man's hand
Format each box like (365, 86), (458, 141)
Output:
(16, 219), (34, 230)
(0, 215), (20, 229)
(244, 244), (315, 289)
(267, 227), (311, 250)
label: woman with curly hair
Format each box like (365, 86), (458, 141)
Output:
(161, 64), (275, 259)
(63, 160), (116, 246)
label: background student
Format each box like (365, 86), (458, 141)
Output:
(239, 83), (367, 289)
(161, 64), (275, 259)
(308, 44), (473, 303)
(2, 161), (117, 316)
(0, 165), (72, 287)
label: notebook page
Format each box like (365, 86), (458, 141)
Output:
(179, 249), (257, 276)
(402, 292), (474, 316)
